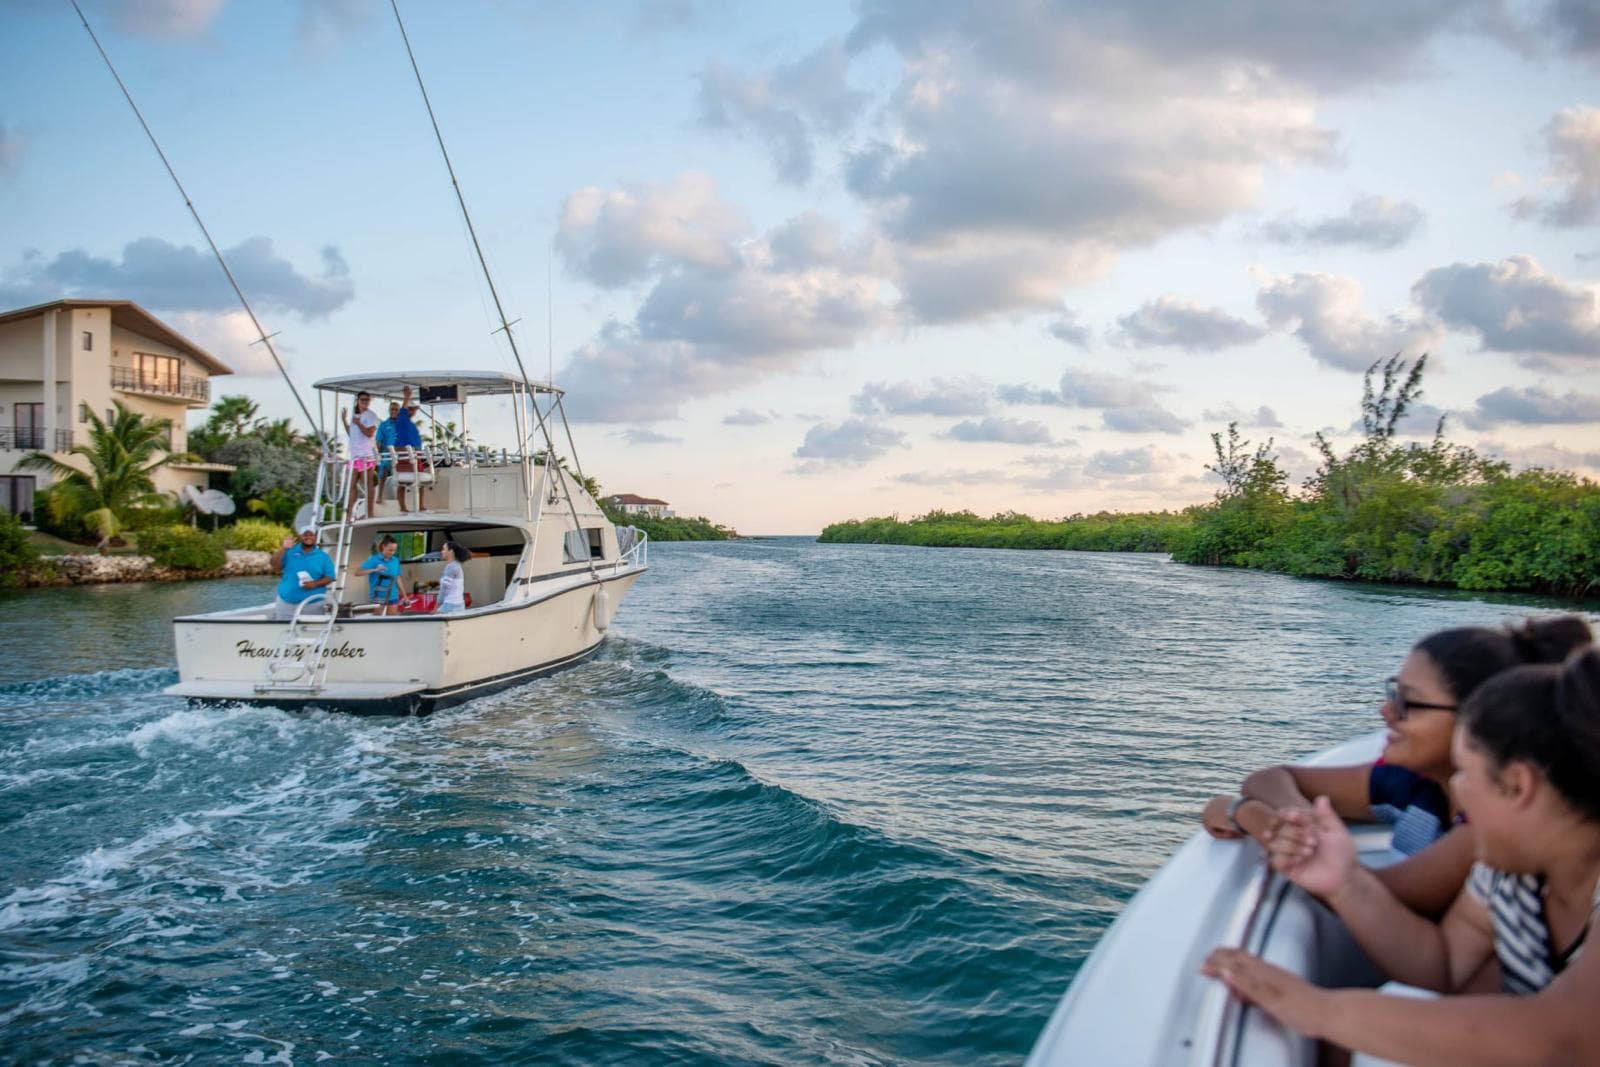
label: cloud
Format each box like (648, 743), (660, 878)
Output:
(1085, 445), (1178, 476)
(162, 309), (279, 378)
(852, 377), (991, 417)
(556, 173), (748, 287)
(698, 39), (867, 184)
(633, 0), (703, 33)
(1509, 106), (1600, 227)
(792, 418), (907, 471)
(941, 416), (1057, 445)
(723, 408), (775, 426)
(0, 123), (23, 178)
(0, 236), (353, 320)
(295, 0), (373, 55)
(1110, 295), (1266, 351)
(1467, 385), (1600, 426)
(894, 467), (1007, 486)
(1411, 255), (1600, 358)
(1102, 405), (1192, 434)
(1476, 439), (1600, 471)
(1256, 270), (1440, 371)
(1539, 1), (1600, 64)
(111, 0), (223, 38)
(1048, 310), (1092, 348)
(1201, 404), (1284, 429)
(999, 366), (1190, 435)
(1258, 194), (1426, 250)
(614, 427), (684, 445)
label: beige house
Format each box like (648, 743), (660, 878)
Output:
(0, 299), (233, 518)
(604, 493), (673, 519)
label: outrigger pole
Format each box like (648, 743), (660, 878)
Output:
(70, 0), (322, 440)
(388, 1), (593, 561)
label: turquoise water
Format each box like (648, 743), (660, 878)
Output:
(0, 540), (1589, 1064)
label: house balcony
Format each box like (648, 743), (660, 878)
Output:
(0, 428), (73, 452)
(111, 365), (211, 405)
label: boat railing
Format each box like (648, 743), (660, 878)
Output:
(614, 526), (648, 572)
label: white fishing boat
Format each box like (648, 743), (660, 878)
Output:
(164, 371), (647, 715)
(1027, 732), (1392, 1067)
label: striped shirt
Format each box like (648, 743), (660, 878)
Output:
(1468, 862), (1600, 995)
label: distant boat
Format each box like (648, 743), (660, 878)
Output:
(1027, 732), (1389, 1067)
(165, 370), (647, 715)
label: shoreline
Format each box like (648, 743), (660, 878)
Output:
(20, 549), (275, 588)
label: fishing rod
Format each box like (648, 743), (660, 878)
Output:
(70, 0), (321, 439)
(388, 0), (594, 555)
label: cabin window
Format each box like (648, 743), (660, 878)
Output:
(82, 331), (93, 351)
(562, 529), (590, 563)
(587, 528), (605, 560)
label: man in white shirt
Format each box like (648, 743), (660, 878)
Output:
(341, 390), (380, 517)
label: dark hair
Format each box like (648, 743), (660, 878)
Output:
(377, 534), (397, 549)
(1413, 615), (1592, 703)
(443, 540), (469, 563)
(1462, 648), (1600, 823)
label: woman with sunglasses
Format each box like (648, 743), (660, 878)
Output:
(1204, 646), (1600, 1066)
(1201, 617), (1591, 916)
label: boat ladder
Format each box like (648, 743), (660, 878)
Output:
(255, 465), (362, 696)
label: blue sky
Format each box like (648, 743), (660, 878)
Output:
(3, 0), (1599, 533)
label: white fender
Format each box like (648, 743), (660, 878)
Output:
(591, 584), (612, 632)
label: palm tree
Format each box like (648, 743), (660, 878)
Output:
(18, 402), (188, 551)
(255, 417), (304, 449)
(209, 395), (260, 440)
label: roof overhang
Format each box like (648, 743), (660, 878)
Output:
(0, 299), (233, 376)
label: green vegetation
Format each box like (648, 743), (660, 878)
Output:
(19, 402), (189, 551)
(217, 518), (292, 552)
(819, 355), (1600, 599)
(0, 512), (47, 588)
(1172, 356), (1598, 598)
(138, 525), (228, 572)
(599, 503), (735, 542)
(819, 509), (1189, 551)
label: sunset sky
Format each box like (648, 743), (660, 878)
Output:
(3, 0), (1599, 533)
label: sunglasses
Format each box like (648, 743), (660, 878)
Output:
(1384, 677), (1457, 721)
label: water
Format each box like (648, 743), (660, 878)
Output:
(0, 541), (1590, 1064)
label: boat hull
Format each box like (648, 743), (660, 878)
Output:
(165, 568), (642, 716)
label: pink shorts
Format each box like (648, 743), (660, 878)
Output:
(350, 457), (377, 472)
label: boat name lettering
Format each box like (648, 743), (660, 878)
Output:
(235, 640), (368, 661)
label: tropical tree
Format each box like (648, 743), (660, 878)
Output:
(17, 402), (188, 550)
(209, 394), (261, 440)
(255, 417), (305, 450)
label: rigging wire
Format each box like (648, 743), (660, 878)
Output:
(69, 0), (321, 438)
(388, 0), (593, 553)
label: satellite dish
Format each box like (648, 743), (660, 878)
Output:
(196, 489), (236, 517)
(181, 484), (204, 508)
(292, 503), (316, 532)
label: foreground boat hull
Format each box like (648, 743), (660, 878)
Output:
(165, 568), (642, 716)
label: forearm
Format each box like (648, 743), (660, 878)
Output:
(1325, 868), (1453, 989)
(1316, 988), (1582, 1067)
(1240, 766), (1309, 810)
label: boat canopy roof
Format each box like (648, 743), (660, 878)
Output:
(312, 370), (562, 399)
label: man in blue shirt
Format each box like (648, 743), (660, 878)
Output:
(376, 400), (399, 489)
(395, 386), (428, 513)
(271, 525), (336, 620)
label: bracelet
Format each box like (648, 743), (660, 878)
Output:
(1225, 794), (1251, 834)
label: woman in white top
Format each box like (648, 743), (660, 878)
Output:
(1204, 647), (1600, 1066)
(340, 390), (380, 516)
(436, 540), (467, 614)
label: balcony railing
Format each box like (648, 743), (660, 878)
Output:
(111, 365), (210, 403)
(0, 428), (73, 452)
